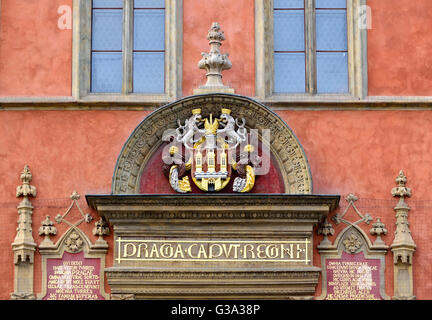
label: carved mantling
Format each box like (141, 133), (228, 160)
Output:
(111, 94), (313, 195)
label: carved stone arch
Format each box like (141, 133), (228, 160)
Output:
(335, 224), (375, 255)
(112, 93), (313, 194)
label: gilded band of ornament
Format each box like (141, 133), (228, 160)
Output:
(115, 238), (310, 264)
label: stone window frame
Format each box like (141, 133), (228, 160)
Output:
(72, 0), (183, 103)
(255, 0), (368, 100)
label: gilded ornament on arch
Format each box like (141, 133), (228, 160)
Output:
(163, 108), (262, 193)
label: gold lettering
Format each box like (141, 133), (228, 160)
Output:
(266, 244), (279, 258)
(282, 244), (293, 259)
(173, 244), (185, 259)
(160, 244), (173, 258)
(243, 244), (255, 259)
(149, 244), (160, 258)
(197, 244), (208, 259)
(209, 244), (223, 259)
(187, 244), (198, 258)
(122, 243), (137, 258)
(256, 244), (267, 259)
(137, 243), (147, 258)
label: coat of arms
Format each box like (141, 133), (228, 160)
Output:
(163, 108), (262, 193)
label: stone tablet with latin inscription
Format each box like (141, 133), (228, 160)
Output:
(42, 251), (104, 300)
(325, 251), (381, 300)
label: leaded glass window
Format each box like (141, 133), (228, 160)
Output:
(91, 0), (165, 94)
(274, 0), (349, 94)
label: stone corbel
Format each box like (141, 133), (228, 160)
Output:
(11, 165), (37, 300)
(390, 170), (416, 300)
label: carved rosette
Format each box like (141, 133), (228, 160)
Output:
(343, 232), (362, 253)
(65, 231), (84, 253)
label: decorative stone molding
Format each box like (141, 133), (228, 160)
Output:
(194, 22), (234, 94)
(92, 218), (110, 247)
(87, 193), (339, 299)
(39, 216), (57, 247)
(317, 194), (389, 300)
(11, 165), (37, 300)
(317, 218), (334, 247)
(54, 191), (93, 226)
(342, 232), (362, 253)
(37, 191), (109, 300)
(111, 94), (313, 195)
(370, 218), (388, 246)
(390, 170), (416, 300)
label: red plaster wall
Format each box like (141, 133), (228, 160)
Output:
(368, 0), (432, 95)
(277, 110), (432, 299)
(0, 0), (72, 96)
(182, 0), (255, 97)
(1, 110), (432, 299)
(0, 111), (148, 299)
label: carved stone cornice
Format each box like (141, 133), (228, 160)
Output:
(106, 267), (321, 299)
(86, 194), (339, 225)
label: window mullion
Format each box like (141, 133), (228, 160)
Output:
(305, 0), (316, 94)
(122, 0), (133, 94)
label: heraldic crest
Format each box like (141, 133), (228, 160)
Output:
(163, 108), (263, 193)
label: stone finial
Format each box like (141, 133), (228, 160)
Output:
(390, 170), (416, 300)
(39, 216), (57, 247)
(11, 165), (37, 300)
(16, 165), (36, 199)
(317, 218), (334, 248)
(370, 218), (387, 246)
(92, 217), (110, 248)
(194, 22), (234, 94)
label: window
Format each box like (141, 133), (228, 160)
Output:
(255, 0), (367, 99)
(73, 0), (182, 100)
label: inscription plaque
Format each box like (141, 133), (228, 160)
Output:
(116, 238), (311, 263)
(42, 251), (104, 300)
(325, 251), (381, 300)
